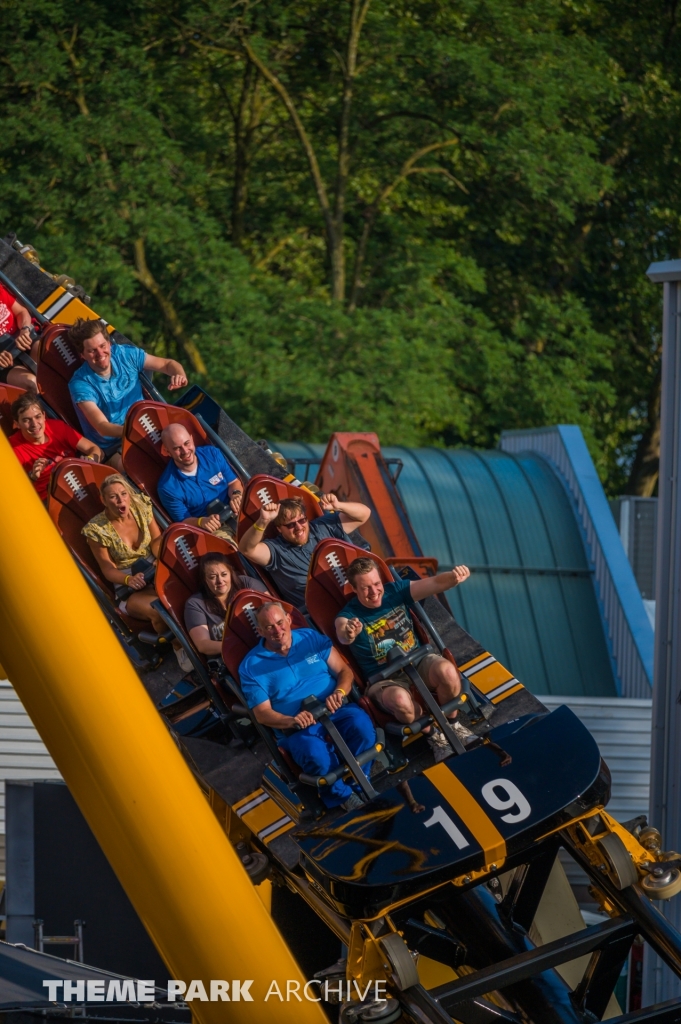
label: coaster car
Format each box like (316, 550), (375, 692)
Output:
(237, 472), (322, 542)
(36, 323), (164, 439)
(36, 323), (87, 429)
(153, 522), (262, 715)
(121, 400), (212, 520)
(306, 537), (489, 754)
(0, 383), (26, 437)
(46, 458), (166, 656)
(218, 583), (610, 916)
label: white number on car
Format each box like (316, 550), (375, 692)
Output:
(423, 805), (470, 849)
(481, 778), (531, 822)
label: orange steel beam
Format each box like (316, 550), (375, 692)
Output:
(316, 433), (421, 560)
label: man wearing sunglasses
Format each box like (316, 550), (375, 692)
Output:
(239, 494), (370, 609)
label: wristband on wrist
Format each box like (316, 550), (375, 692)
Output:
(334, 687), (345, 695)
(252, 521), (266, 532)
(124, 575), (131, 585)
(198, 517), (203, 527)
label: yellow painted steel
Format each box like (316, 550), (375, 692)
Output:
(0, 432), (326, 1024)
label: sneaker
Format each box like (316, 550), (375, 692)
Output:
(451, 718), (473, 738)
(427, 729), (451, 762)
(174, 646), (193, 674)
(341, 793), (363, 812)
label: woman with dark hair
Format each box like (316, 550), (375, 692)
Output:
(184, 552), (267, 656)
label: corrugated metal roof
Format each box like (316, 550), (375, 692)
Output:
(0, 681), (61, 833)
(543, 696), (651, 892)
(542, 697), (651, 823)
(275, 442), (617, 698)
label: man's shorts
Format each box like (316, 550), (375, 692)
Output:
(366, 652), (442, 712)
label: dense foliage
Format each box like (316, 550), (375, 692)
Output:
(1, 0), (679, 493)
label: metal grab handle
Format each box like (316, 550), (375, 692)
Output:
(401, 660), (466, 756)
(299, 729), (384, 788)
(289, 694), (378, 800)
(366, 643), (435, 684)
(195, 412), (251, 482)
(0, 330), (38, 375)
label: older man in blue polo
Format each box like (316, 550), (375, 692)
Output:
(239, 601), (376, 812)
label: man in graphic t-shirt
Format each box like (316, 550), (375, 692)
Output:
(335, 556), (470, 757)
(9, 392), (103, 500)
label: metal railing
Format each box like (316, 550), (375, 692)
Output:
(500, 426), (653, 698)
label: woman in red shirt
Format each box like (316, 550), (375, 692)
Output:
(9, 392), (103, 500)
(0, 284), (39, 390)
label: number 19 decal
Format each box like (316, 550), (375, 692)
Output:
(423, 806), (470, 849)
(423, 779), (532, 849)
(481, 778), (531, 822)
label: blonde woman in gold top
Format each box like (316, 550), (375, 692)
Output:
(82, 474), (165, 633)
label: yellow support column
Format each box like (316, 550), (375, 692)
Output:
(0, 434), (326, 1024)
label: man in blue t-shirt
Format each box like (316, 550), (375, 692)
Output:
(239, 602), (376, 810)
(335, 557), (471, 759)
(67, 318), (188, 463)
(238, 494), (371, 609)
(157, 423), (242, 539)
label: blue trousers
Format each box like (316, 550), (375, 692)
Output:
(281, 704), (376, 807)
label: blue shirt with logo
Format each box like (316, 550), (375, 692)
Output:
(68, 343), (146, 449)
(239, 629), (334, 737)
(157, 444), (238, 521)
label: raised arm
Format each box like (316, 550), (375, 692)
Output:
(319, 492), (370, 532)
(409, 565), (471, 603)
(237, 502), (279, 566)
(143, 353), (188, 391)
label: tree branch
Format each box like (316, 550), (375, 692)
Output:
(60, 24), (90, 117)
(238, 35), (338, 286)
(348, 138), (461, 309)
(132, 239), (207, 376)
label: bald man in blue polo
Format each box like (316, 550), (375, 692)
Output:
(157, 423), (243, 536)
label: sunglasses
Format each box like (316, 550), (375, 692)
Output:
(279, 515), (308, 530)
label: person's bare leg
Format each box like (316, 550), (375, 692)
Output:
(425, 658), (461, 718)
(126, 587), (166, 633)
(7, 366), (37, 390)
(378, 685), (418, 723)
(376, 686), (433, 734)
(105, 452), (124, 471)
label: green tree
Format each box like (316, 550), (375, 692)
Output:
(1, 0), (667, 490)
